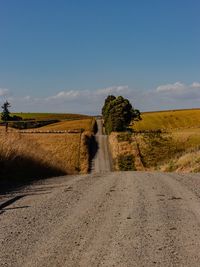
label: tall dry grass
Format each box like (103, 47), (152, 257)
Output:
(0, 132), (66, 183)
(21, 133), (82, 174)
(160, 148), (200, 173)
(109, 131), (200, 172)
(0, 117), (97, 190)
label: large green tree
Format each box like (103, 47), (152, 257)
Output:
(102, 95), (141, 134)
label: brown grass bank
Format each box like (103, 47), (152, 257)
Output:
(0, 132), (66, 192)
(109, 131), (200, 173)
(0, 118), (98, 191)
(109, 132), (144, 171)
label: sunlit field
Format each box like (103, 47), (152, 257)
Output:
(0, 114), (96, 183)
(7, 113), (90, 121)
(131, 109), (200, 172)
(40, 118), (95, 132)
(134, 109), (200, 131)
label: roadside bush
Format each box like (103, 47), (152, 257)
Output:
(9, 119), (59, 129)
(11, 115), (23, 121)
(118, 154), (136, 171)
(117, 132), (132, 143)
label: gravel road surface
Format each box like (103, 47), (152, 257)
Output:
(1, 171), (200, 266)
(92, 119), (112, 173)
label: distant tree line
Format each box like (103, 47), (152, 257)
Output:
(102, 95), (141, 134)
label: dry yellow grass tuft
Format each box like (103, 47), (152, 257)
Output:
(161, 149), (200, 173)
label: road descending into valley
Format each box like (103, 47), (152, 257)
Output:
(92, 119), (112, 173)
(1, 121), (200, 266)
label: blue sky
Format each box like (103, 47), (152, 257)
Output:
(0, 0), (200, 114)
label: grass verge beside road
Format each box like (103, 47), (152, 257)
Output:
(0, 116), (97, 192)
(110, 109), (200, 172)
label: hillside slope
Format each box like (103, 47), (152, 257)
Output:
(134, 109), (200, 131)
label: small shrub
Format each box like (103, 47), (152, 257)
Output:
(117, 133), (132, 143)
(118, 154), (136, 171)
(11, 115), (23, 121)
(165, 160), (176, 172)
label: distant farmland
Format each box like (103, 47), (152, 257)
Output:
(134, 109), (200, 131)
(9, 113), (90, 121)
(39, 118), (95, 132)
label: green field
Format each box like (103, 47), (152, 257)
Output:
(134, 109), (200, 131)
(8, 113), (90, 121)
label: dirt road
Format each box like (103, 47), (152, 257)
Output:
(1, 172), (200, 266)
(92, 119), (112, 173)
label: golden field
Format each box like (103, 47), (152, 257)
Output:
(131, 109), (200, 172)
(0, 115), (96, 184)
(109, 109), (200, 172)
(0, 132), (66, 182)
(23, 133), (82, 174)
(40, 117), (95, 132)
(133, 109), (200, 154)
(134, 109), (200, 131)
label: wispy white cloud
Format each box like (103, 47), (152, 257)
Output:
(46, 85), (129, 103)
(156, 82), (185, 93)
(0, 88), (10, 97)
(2, 82), (200, 114)
(191, 82), (200, 88)
(46, 90), (80, 101)
(43, 85), (131, 113)
(2, 85), (131, 114)
(155, 81), (200, 99)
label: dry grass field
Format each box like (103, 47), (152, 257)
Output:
(23, 133), (82, 173)
(109, 109), (200, 172)
(131, 109), (200, 173)
(0, 132), (66, 183)
(134, 109), (200, 131)
(40, 118), (95, 132)
(0, 115), (96, 185)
